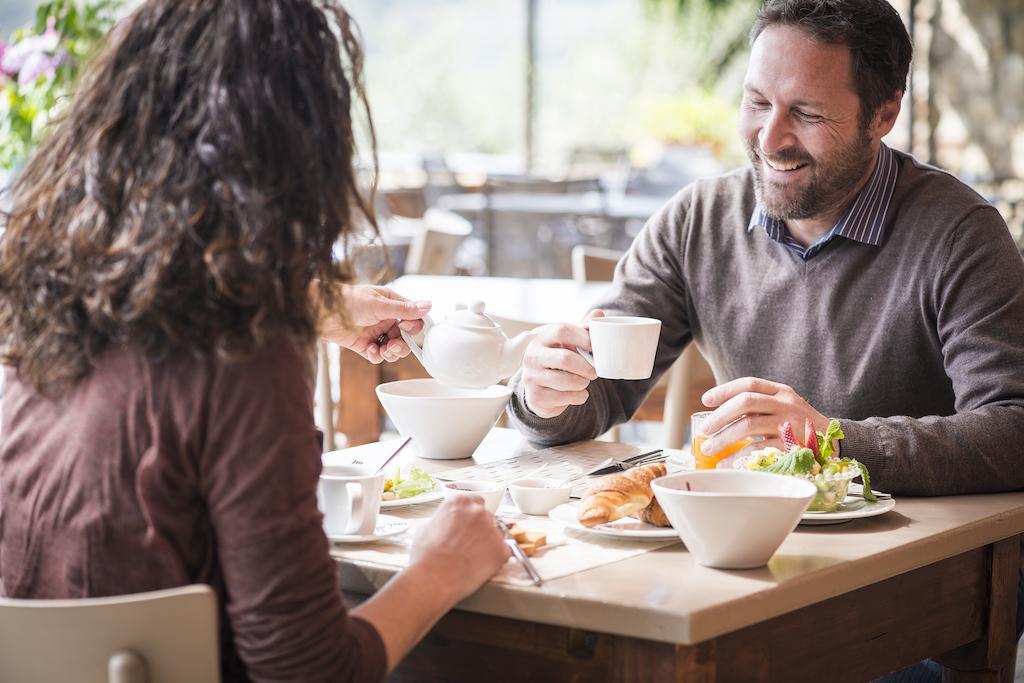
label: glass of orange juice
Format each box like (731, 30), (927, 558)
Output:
(691, 411), (753, 469)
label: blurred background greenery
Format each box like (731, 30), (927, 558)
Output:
(1, 0), (1022, 214)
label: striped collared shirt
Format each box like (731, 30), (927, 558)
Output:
(748, 142), (899, 260)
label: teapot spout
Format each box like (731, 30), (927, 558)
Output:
(499, 329), (538, 380)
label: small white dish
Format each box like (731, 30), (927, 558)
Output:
(548, 502), (679, 541)
(442, 480), (505, 514)
(327, 515), (409, 543)
(799, 495), (896, 525)
(508, 478), (572, 515)
(380, 487), (444, 509)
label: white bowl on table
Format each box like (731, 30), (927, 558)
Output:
(508, 478), (572, 515)
(442, 480), (505, 514)
(375, 379), (512, 460)
(651, 470), (816, 569)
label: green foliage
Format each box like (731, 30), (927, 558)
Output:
(0, 0), (120, 169)
(636, 89), (737, 156)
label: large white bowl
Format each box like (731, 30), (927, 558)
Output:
(651, 470), (816, 569)
(375, 379), (512, 460)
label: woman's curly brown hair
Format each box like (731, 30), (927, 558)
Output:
(0, 0), (377, 391)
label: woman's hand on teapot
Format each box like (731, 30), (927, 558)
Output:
(314, 283), (431, 364)
(521, 310), (603, 418)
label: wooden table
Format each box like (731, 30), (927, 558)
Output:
(337, 275), (626, 446)
(332, 433), (1024, 682)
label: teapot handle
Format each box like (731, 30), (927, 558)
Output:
(400, 314), (432, 365)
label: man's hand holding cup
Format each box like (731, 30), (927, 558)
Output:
(521, 310), (662, 419)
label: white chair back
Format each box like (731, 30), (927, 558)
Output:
(0, 584), (220, 683)
(405, 208), (473, 276)
(570, 244), (623, 284)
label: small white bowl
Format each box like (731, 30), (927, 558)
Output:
(441, 480), (505, 514)
(508, 478), (572, 515)
(651, 470), (816, 569)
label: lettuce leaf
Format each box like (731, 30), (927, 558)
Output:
(389, 466), (436, 499)
(817, 419), (845, 462)
(841, 458), (877, 502)
(762, 447), (816, 475)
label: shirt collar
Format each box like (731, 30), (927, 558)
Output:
(748, 142), (899, 254)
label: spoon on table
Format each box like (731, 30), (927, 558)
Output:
(375, 436), (412, 475)
(501, 463), (549, 486)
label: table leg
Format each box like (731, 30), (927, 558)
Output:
(936, 535), (1021, 682)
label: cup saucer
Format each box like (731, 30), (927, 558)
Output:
(327, 514), (410, 543)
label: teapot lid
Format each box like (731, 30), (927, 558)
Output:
(447, 300), (499, 329)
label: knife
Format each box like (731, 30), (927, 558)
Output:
(496, 518), (543, 587)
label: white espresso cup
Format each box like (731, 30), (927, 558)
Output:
(578, 316), (662, 380)
(318, 465), (385, 537)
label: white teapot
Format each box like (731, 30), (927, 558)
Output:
(400, 300), (537, 389)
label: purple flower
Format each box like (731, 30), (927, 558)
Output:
(16, 50), (63, 85)
(1, 28), (61, 84)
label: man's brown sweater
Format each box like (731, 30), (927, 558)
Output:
(510, 151), (1024, 496)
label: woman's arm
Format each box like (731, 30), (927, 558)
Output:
(202, 338), (507, 681)
(351, 495), (510, 672)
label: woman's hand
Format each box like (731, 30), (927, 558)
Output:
(408, 495), (511, 603)
(314, 283), (431, 364)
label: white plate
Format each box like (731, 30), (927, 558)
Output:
(548, 503), (679, 541)
(380, 487), (444, 509)
(799, 496), (896, 525)
(327, 515), (410, 543)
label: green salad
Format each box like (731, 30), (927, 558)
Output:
(382, 466), (436, 500)
(743, 418), (876, 512)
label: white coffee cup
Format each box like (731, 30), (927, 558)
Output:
(318, 465), (385, 537)
(578, 316), (662, 380)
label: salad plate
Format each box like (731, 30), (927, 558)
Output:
(548, 503), (679, 541)
(380, 487), (444, 508)
(380, 466), (442, 508)
(799, 496), (896, 525)
(328, 515), (410, 543)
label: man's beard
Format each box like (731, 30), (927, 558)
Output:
(745, 129), (875, 221)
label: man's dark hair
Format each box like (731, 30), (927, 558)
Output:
(0, 0), (376, 391)
(750, 0), (913, 126)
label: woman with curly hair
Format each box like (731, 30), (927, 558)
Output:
(0, 1), (509, 680)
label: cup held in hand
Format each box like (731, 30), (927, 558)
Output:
(578, 316), (661, 380)
(318, 464), (385, 536)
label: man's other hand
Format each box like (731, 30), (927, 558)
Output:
(698, 376), (829, 454)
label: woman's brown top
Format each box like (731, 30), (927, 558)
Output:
(0, 338), (386, 682)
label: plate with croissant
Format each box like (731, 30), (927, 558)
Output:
(548, 463), (679, 540)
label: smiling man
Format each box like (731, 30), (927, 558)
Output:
(508, 2), (1024, 677)
(508, 0), (1024, 498)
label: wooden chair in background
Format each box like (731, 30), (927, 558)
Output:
(569, 245), (716, 449)
(404, 208), (473, 276)
(0, 584), (220, 683)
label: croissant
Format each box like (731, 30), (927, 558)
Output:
(633, 497), (671, 527)
(577, 463), (666, 527)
